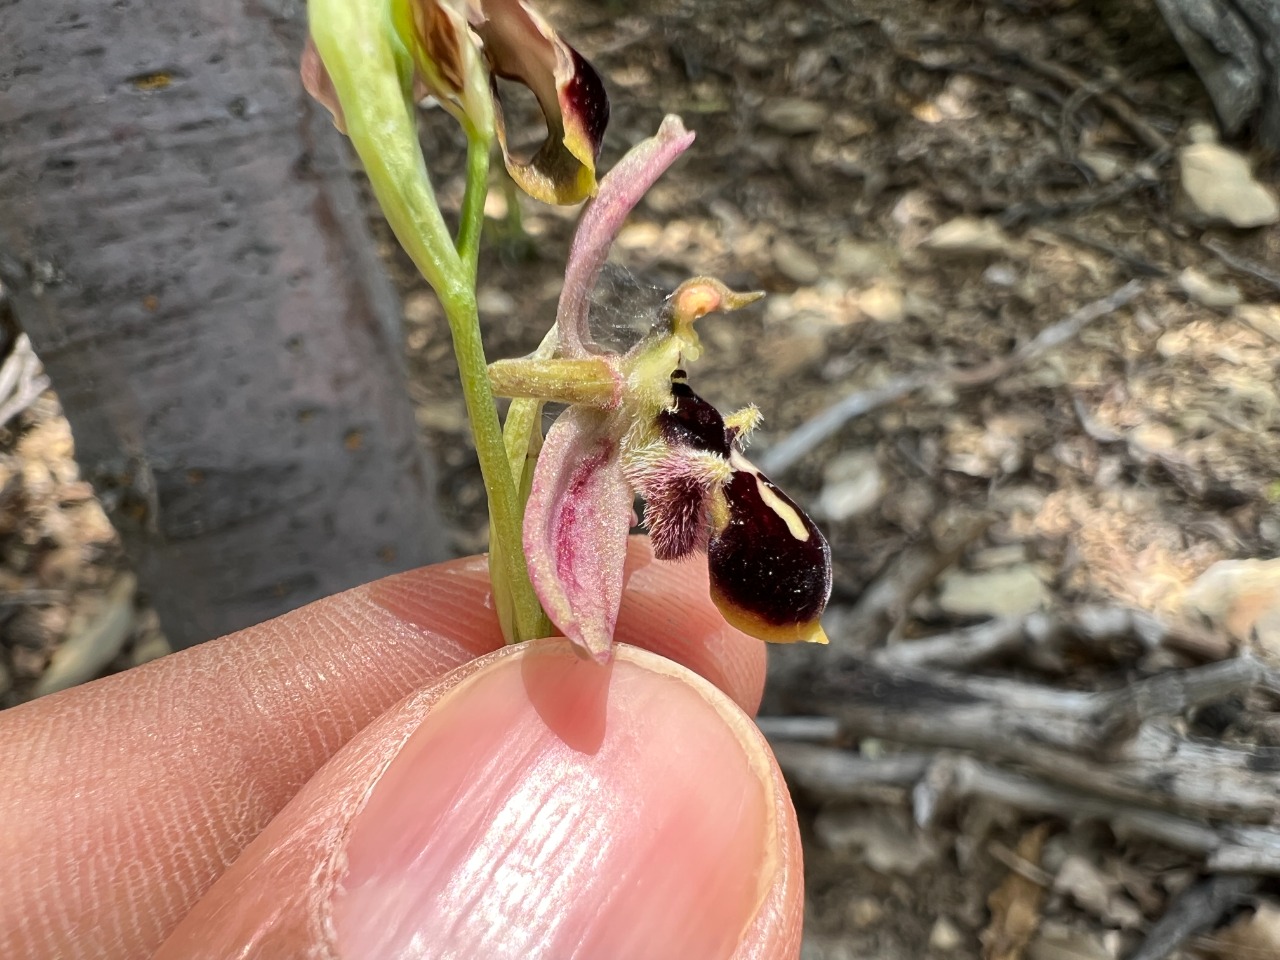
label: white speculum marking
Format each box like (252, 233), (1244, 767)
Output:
(730, 451), (810, 542)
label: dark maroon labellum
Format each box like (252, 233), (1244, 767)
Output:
(649, 376), (831, 643)
(708, 455), (831, 643)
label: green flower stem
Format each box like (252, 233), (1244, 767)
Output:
(456, 133), (489, 281)
(309, 0), (545, 642)
(442, 290), (546, 643)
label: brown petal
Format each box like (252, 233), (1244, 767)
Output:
(656, 377), (733, 458)
(399, 0), (492, 127)
(407, 0), (468, 97)
(471, 0), (609, 204)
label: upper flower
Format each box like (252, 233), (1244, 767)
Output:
(471, 0), (609, 204)
(488, 117), (832, 661)
(302, 0), (609, 204)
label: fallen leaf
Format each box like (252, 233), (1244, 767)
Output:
(983, 823), (1052, 960)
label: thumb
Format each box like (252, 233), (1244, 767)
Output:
(155, 639), (803, 959)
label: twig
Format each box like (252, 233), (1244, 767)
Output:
(982, 43), (1171, 154)
(0, 589), (66, 607)
(997, 158), (1170, 230)
(873, 616), (1032, 670)
(1202, 237), (1280, 296)
(756, 373), (930, 477)
(1125, 874), (1260, 960)
(804, 656), (1280, 820)
(772, 741), (931, 802)
(755, 715), (840, 743)
(1013, 280), (1145, 357)
(898, 33), (1173, 228)
(904, 32), (1171, 154)
(871, 604), (1231, 671)
(927, 756), (1280, 875)
(1106, 656), (1280, 721)
(1072, 392), (1126, 442)
(1039, 223), (1168, 277)
(759, 280), (1145, 475)
(987, 837), (1055, 887)
(774, 744), (1280, 877)
(1059, 77), (1107, 161)
(836, 512), (991, 653)
(898, 37), (1074, 113)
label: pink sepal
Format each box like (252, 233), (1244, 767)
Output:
(556, 116), (695, 356)
(522, 406), (633, 661)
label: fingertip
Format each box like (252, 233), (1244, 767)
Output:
(2, 545), (775, 960)
(360, 552), (503, 656)
(157, 641), (800, 959)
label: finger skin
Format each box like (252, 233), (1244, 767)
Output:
(155, 641), (803, 959)
(0, 539), (767, 959)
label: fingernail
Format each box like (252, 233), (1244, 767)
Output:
(331, 640), (779, 959)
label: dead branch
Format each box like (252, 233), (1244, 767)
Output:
(755, 715), (841, 743)
(985, 45), (1171, 154)
(904, 33), (1171, 153)
(1037, 224), (1168, 276)
(773, 743), (1280, 878)
(930, 757), (1280, 875)
(872, 615), (1032, 671)
(771, 741), (931, 803)
(993, 147), (1171, 230)
(759, 281), (1145, 476)
(0, 589), (66, 607)
(870, 604), (1232, 672)
(801, 657), (1280, 821)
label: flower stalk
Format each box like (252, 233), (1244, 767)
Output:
(308, 0), (546, 641)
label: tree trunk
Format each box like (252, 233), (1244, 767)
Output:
(1154, 0), (1280, 147)
(0, 0), (449, 647)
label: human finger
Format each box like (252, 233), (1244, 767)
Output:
(156, 640), (802, 959)
(0, 538), (767, 959)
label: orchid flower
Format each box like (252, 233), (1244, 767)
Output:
(303, 0), (830, 659)
(489, 117), (832, 661)
(303, 0), (609, 204)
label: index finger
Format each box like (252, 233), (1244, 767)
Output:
(0, 536), (767, 960)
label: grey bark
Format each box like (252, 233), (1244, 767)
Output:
(1155, 0), (1280, 147)
(0, 0), (448, 646)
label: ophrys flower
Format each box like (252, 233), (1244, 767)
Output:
(489, 117), (832, 661)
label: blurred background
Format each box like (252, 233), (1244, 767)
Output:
(4, 0), (1280, 956)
